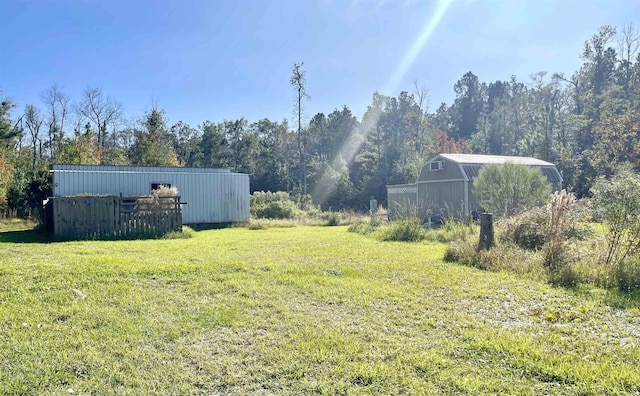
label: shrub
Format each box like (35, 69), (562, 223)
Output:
(164, 226), (194, 239)
(322, 211), (341, 226)
(445, 236), (545, 276)
(550, 263), (583, 288)
(473, 162), (551, 216)
(377, 218), (425, 242)
(252, 201), (298, 219)
(250, 191), (300, 219)
(591, 164), (640, 267)
(348, 216), (383, 235)
(615, 257), (640, 291)
(425, 219), (476, 243)
(248, 220), (268, 230)
(499, 207), (548, 250)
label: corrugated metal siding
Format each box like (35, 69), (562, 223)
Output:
(540, 166), (562, 183)
(387, 187), (417, 220)
(51, 166), (249, 224)
(417, 181), (467, 217)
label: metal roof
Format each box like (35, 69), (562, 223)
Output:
(439, 153), (554, 167)
(461, 164), (562, 183)
(50, 164), (232, 174)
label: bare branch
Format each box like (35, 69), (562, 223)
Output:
(75, 87), (123, 148)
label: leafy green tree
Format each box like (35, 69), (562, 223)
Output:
(55, 134), (102, 165)
(323, 167), (358, 211)
(169, 121), (202, 166)
(224, 118), (257, 174)
(592, 164), (640, 267)
(128, 108), (179, 166)
(0, 148), (14, 212)
(451, 71), (485, 140)
(200, 121), (231, 168)
(474, 163), (551, 216)
(250, 118), (294, 193)
(0, 97), (21, 148)
(6, 148), (52, 219)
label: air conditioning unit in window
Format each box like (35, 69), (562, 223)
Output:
(430, 160), (444, 171)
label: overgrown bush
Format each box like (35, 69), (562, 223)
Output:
(592, 164), (640, 267)
(444, 192), (593, 284)
(377, 218), (426, 242)
(348, 216), (384, 235)
(425, 219), (476, 243)
(473, 162), (551, 216)
(614, 257), (640, 291)
(7, 166), (52, 221)
(250, 191), (300, 219)
(445, 237), (545, 276)
(321, 211), (341, 226)
(499, 207), (548, 250)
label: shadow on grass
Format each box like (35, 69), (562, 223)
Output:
(562, 283), (640, 309)
(0, 229), (177, 243)
(601, 289), (640, 309)
(0, 229), (54, 244)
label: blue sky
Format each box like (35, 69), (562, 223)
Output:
(1, 0), (638, 128)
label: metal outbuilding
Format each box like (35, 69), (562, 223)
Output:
(50, 165), (249, 224)
(386, 153), (563, 220)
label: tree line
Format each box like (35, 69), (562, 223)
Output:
(1, 24), (640, 217)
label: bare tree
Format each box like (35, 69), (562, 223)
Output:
(75, 87), (122, 149)
(290, 62), (310, 195)
(41, 84), (70, 157)
(413, 79), (430, 153)
(618, 23), (640, 95)
(24, 105), (43, 169)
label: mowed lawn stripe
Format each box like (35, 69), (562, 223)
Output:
(0, 225), (638, 395)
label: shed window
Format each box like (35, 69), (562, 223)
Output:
(430, 161), (444, 171)
(151, 182), (172, 192)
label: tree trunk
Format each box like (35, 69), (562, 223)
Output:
(478, 213), (494, 251)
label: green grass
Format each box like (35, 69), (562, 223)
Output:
(1, 223), (639, 394)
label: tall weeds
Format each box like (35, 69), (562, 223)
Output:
(544, 190), (577, 269)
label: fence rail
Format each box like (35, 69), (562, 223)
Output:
(47, 195), (182, 239)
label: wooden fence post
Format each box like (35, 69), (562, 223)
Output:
(478, 212), (494, 251)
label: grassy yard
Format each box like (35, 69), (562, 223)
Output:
(1, 223), (639, 395)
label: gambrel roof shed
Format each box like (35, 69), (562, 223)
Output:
(419, 153), (562, 184)
(388, 153), (562, 220)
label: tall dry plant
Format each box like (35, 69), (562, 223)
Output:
(136, 186), (179, 211)
(544, 190), (577, 268)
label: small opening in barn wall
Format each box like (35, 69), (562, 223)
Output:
(150, 182), (172, 193)
(430, 161), (444, 171)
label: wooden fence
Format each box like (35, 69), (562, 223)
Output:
(47, 195), (183, 239)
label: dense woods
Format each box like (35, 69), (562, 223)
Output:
(2, 24), (640, 217)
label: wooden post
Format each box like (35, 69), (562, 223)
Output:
(478, 212), (494, 251)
